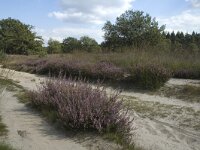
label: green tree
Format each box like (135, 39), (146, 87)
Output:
(62, 37), (81, 53)
(102, 10), (165, 49)
(0, 18), (43, 55)
(47, 38), (61, 54)
(80, 36), (100, 52)
(188, 43), (199, 53)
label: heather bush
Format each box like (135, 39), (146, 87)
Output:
(129, 64), (172, 89)
(36, 59), (90, 77)
(174, 69), (200, 79)
(28, 78), (133, 137)
(14, 58), (125, 81)
(91, 61), (125, 80)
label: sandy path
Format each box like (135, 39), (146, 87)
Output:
(0, 67), (200, 150)
(0, 90), (87, 150)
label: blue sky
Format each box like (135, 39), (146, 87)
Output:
(0, 0), (200, 44)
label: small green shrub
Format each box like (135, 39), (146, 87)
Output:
(130, 64), (172, 89)
(38, 50), (47, 58)
(0, 143), (15, 150)
(0, 50), (6, 61)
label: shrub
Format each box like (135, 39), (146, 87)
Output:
(129, 64), (172, 89)
(0, 50), (6, 61)
(28, 78), (133, 137)
(91, 61), (125, 80)
(174, 69), (200, 79)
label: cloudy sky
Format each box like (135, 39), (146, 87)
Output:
(0, 0), (200, 44)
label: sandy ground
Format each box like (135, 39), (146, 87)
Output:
(0, 67), (200, 150)
(0, 90), (87, 150)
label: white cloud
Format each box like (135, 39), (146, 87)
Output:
(186, 0), (200, 8)
(45, 0), (134, 44)
(158, 10), (200, 33)
(49, 0), (134, 25)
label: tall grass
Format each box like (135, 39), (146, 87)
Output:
(3, 50), (200, 89)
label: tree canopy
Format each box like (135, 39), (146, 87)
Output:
(164, 31), (200, 53)
(62, 37), (81, 53)
(62, 36), (100, 53)
(47, 38), (62, 54)
(0, 18), (43, 55)
(102, 10), (165, 50)
(80, 36), (100, 52)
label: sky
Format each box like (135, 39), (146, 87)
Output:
(0, 0), (200, 44)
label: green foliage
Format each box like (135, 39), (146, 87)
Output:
(0, 18), (43, 55)
(130, 64), (172, 90)
(0, 50), (6, 61)
(0, 119), (7, 136)
(62, 37), (81, 53)
(188, 43), (199, 53)
(103, 10), (165, 50)
(164, 31), (200, 53)
(80, 36), (100, 52)
(62, 36), (100, 53)
(0, 143), (16, 150)
(38, 49), (47, 58)
(47, 38), (62, 54)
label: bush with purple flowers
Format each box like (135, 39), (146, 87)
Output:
(28, 78), (133, 138)
(91, 61), (125, 80)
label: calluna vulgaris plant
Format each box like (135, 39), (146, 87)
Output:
(130, 64), (172, 89)
(15, 58), (125, 81)
(28, 78), (133, 138)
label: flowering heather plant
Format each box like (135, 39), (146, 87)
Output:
(130, 64), (172, 89)
(91, 61), (125, 80)
(15, 59), (47, 73)
(15, 58), (125, 81)
(28, 78), (133, 136)
(35, 59), (91, 77)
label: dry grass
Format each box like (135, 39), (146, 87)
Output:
(3, 50), (200, 79)
(157, 85), (200, 103)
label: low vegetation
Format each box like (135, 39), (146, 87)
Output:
(0, 143), (16, 150)
(129, 64), (171, 89)
(26, 78), (135, 149)
(157, 84), (200, 103)
(124, 96), (200, 131)
(4, 50), (200, 90)
(4, 52), (177, 90)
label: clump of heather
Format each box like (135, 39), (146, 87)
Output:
(15, 58), (47, 73)
(15, 58), (125, 81)
(130, 64), (172, 89)
(91, 61), (125, 80)
(28, 78), (133, 137)
(174, 69), (200, 79)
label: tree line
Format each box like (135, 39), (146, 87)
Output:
(0, 10), (200, 55)
(163, 31), (200, 53)
(47, 36), (100, 54)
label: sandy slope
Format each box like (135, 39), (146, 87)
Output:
(0, 67), (200, 150)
